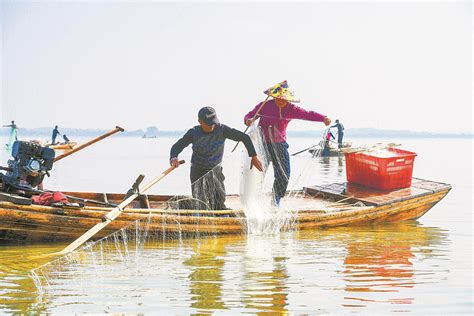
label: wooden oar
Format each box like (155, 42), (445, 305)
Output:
(291, 127), (332, 156)
(54, 126), (125, 162)
(231, 95), (271, 152)
(51, 160), (185, 257)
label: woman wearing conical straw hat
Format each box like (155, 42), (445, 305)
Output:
(243, 80), (331, 206)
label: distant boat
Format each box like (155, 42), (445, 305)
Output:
(309, 142), (353, 157)
(47, 142), (78, 151)
(309, 147), (341, 157)
(143, 126), (159, 138)
(142, 134), (158, 139)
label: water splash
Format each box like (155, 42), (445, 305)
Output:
(239, 124), (299, 234)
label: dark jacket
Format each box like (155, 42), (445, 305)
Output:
(170, 124), (257, 169)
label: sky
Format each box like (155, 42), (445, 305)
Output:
(0, 0), (472, 133)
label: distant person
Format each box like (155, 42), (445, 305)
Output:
(331, 119), (345, 148)
(63, 134), (71, 143)
(3, 121), (18, 151)
(243, 80), (331, 206)
(3, 120), (17, 130)
(170, 106), (263, 210)
(322, 130), (335, 157)
(3, 120), (18, 140)
(51, 126), (61, 144)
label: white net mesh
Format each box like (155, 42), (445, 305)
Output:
(238, 123), (331, 234)
(29, 123), (336, 296)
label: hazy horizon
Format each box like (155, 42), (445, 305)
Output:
(1, 1), (472, 134)
(1, 124), (472, 138)
(2, 124), (473, 133)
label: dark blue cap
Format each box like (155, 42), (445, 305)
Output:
(198, 106), (219, 125)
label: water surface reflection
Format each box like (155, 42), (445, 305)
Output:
(10, 222), (448, 313)
(339, 223), (449, 309)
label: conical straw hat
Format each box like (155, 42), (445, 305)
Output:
(263, 80), (300, 103)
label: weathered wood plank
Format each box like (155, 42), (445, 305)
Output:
(140, 194), (151, 209)
(0, 192), (32, 205)
(305, 178), (451, 206)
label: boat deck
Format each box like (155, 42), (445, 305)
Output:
(305, 177), (451, 207)
(224, 193), (343, 212)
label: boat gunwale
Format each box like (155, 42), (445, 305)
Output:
(0, 187), (450, 220)
(0, 185), (451, 243)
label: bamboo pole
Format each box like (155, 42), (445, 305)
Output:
(54, 126), (124, 162)
(51, 160), (185, 256)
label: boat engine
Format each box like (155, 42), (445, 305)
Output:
(0, 141), (55, 192)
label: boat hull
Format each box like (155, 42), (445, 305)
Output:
(0, 178), (451, 243)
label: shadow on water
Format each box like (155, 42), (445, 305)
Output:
(0, 220), (451, 314)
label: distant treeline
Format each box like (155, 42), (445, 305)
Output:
(0, 126), (472, 138)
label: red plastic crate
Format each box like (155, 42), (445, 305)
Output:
(344, 148), (417, 190)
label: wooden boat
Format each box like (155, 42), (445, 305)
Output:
(0, 178), (450, 243)
(48, 142), (77, 151)
(309, 148), (342, 157)
(308, 142), (352, 157)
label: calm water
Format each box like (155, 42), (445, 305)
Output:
(0, 136), (472, 314)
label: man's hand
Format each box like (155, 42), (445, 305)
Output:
(323, 117), (331, 126)
(170, 157), (180, 168)
(250, 155), (263, 172)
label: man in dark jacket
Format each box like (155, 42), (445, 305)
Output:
(331, 119), (344, 148)
(51, 126), (61, 145)
(170, 107), (263, 210)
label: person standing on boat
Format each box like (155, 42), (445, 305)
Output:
(243, 80), (331, 206)
(170, 106), (264, 210)
(51, 126), (61, 145)
(3, 121), (18, 152)
(3, 121), (18, 140)
(331, 119), (345, 148)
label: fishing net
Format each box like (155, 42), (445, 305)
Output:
(29, 121), (356, 303)
(238, 122), (333, 234)
(29, 118), (340, 290)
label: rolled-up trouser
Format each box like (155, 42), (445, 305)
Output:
(264, 142), (291, 203)
(190, 165), (226, 210)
